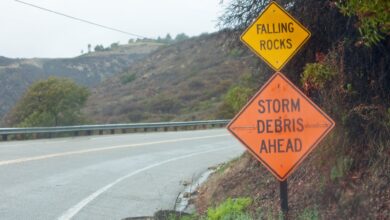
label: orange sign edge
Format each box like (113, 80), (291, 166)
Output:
(239, 1), (312, 71)
(227, 72), (335, 181)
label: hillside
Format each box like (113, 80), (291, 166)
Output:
(0, 42), (162, 124)
(190, 1), (390, 219)
(83, 32), (260, 123)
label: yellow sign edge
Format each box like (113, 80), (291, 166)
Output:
(240, 1), (312, 71)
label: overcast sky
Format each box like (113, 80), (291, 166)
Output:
(0, 0), (229, 58)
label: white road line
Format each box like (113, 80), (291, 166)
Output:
(0, 134), (229, 166)
(89, 129), (225, 140)
(57, 146), (234, 220)
(0, 140), (69, 148)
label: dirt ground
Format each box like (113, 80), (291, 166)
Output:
(194, 148), (390, 219)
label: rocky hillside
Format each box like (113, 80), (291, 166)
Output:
(83, 32), (260, 123)
(0, 42), (162, 123)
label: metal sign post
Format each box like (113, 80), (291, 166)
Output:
(280, 180), (288, 219)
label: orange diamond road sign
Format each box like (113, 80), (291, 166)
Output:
(227, 72), (335, 181)
(240, 1), (311, 71)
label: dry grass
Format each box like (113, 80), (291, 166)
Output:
(83, 32), (259, 123)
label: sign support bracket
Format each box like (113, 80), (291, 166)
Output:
(279, 180), (288, 219)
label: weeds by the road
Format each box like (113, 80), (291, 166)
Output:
(207, 197), (252, 220)
(168, 197), (253, 220)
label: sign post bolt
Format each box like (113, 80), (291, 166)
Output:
(280, 180), (288, 219)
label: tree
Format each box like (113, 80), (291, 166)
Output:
(94, 44), (105, 52)
(110, 42), (119, 49)
(163, 33), (173, 43)
(219, 0), (273, 30)
(6, 77), (90, 127)
(174, 33), (189, 42)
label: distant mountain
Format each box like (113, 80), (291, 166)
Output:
(83, 32), (260, 123)
(0, 42), (162, 124)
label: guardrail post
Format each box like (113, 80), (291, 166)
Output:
(74, 131), (79, 136)
(2, 134), (7, 141)
(164, 127), (168, 132)
(122, 129), (126, 134)
(99, 130), (103, 135)
(110, 129), (115, 134)
(143, 128), (147, 132)
(87, 130), (92, 136)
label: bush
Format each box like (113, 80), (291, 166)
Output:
(330, 157), (353, 181)
(337, 0), (390, 46)
(121, 73), (136, 84)
(298, 207), (320, 220)
(147, 95), (182, 114)
(6, 77), (89, 127)
(301, 63), (336, 92)
(217, 86), (254, 118)
(207, 197), (252, 220)
(127, 111), (145, 122)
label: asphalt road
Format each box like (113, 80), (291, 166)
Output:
(0, 129), (244, 220)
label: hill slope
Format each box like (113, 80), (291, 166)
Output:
(83, 32), (260, 123)
(0, 43), (162, 124)
(193, 1), (390, 219)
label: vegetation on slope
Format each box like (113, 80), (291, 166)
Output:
(83, 32), (261, 123)
(193, 0), (389, 219)
(0, 42), (162, 124)
(4, 77), (89, 127)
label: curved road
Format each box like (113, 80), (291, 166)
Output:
(0, 129), (243, 220)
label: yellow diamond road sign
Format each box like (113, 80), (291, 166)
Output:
(241, 1), (311, 71)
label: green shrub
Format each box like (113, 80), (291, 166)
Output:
(207, 197), (252, 220)
(147, 95), (182, 114)
(330, 157), (353, 181)
(120, 73), (136, 84)
(298, 207), (320, 220)
(337, 0), (390, 46)
(8, 77), (89, 127)
(127, 111), (145, 122)
(225, 86), (253, 112)
(301, 63), (336, 91)
(228, 48), (243, 57)
(217, 86), (254, 118)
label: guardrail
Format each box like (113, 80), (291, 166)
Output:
(0, 120), (230, 141)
